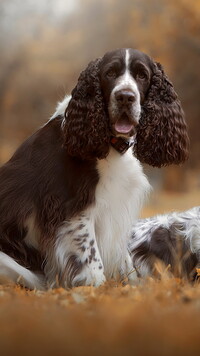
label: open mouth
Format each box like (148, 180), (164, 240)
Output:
(114, 113), (135, 134)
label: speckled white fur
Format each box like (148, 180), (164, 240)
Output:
(130, 207), (200, 277)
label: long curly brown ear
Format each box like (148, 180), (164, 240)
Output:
(63, 58), (110, 160)
(134, 62), (189, 167)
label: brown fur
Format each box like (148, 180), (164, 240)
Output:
(134, 62), (189, 167)
(63, 58), (111, 160)
(0, 117), (99, 270)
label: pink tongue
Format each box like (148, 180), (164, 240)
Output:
(115, 121), (133, 134)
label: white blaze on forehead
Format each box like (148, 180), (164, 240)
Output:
(125, 48), (130, 69)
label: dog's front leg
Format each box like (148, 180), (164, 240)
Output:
(46, 214), (106, 288)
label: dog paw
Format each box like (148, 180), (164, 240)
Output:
(72, 265), (106, 287)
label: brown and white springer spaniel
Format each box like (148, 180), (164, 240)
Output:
(0, 48), (189, 289)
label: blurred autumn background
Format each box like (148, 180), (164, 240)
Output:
(0, 0), (200, 212)
(1, 2), (200, 355)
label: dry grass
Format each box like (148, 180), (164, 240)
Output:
(1, 278), (200, 356)
(0, 189), (200, 356)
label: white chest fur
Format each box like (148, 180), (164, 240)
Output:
(93, 147), (150, 279)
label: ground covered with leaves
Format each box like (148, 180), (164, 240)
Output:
(0, 278), (200, 356)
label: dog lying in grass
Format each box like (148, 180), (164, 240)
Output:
(129, 207), (200, 281)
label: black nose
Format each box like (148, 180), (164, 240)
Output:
(115, 90), (136, 105)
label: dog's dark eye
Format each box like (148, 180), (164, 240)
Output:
(106, 69), (117, 79)
(136, 71), (148, 80)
